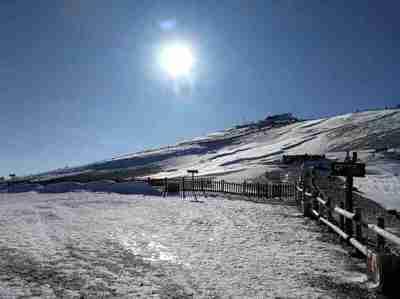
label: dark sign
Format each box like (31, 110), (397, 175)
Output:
(282, 154), (326, 164)
(187, 170), (199, 174)
(331, 162), (366, 177)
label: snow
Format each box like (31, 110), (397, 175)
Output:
(354, 159), (400, 210)
(0, 192), (371, 298)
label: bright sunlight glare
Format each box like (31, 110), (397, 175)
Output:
(160, 43), (194, 78)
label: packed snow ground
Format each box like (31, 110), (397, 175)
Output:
(0, 192), (376, 298)
(37, 109), (400, 211)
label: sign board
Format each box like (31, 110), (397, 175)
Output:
(331, 162), (366, 177)
(187, 170), (199, 174)
(282, 154), (326, 164)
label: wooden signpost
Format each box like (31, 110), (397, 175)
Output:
(187, 169), (199, 201)
(330, 152), (366, 236)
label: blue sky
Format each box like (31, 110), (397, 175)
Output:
(1, 0), (399, 177)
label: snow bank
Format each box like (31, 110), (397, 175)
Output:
(85, 180), (116, 192)
(0, 183), (7, 192)
(39, 182), (85, 193)
(4, 180), (162, 196)
(96, 181), (161, 196)
(8, 183), (43, 193)
(84, 180), (161, 195)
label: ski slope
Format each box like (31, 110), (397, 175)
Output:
(38, 109), (400, 210)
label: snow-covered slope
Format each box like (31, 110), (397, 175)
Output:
(40, 109), (400, 209)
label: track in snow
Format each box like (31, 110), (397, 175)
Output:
(0, 192), (380, 298)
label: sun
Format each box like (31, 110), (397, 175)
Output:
(160, 42), (194, 78)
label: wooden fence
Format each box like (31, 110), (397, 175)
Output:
(147, 177), (296, 202)
(295, 175), (400, 295)
(295, 177), (400, 256)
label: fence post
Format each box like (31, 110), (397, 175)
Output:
(303, 194), (312, 218)
(312, 191), (319, 219)
(163, 177), (168, 198)
(339, 201), (345, 231)
(296, 182), (303, 207)
(326, 197), (333, 222)
(292, 183), (295, 201)
(377, 216), (385, 252)
(263, 184), (266, 200)
(265, 183), (268, 199)
(345, 175), (354, 236)
(181, 177), (185, 199)
(355, 207), (362, 242)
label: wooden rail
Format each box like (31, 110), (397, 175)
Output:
(295, 178), (400, 255)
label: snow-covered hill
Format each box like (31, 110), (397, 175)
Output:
(2, 110), (399, 298)
(40, 109), (400, 210)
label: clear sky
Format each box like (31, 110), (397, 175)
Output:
(1, 0), (399, 177)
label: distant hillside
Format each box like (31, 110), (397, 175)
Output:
(36, 109), (400, 209)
